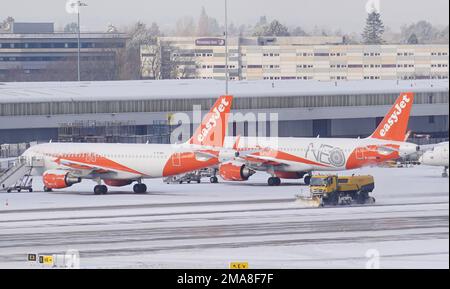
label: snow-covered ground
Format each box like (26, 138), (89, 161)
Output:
(0, 165), (448, 269)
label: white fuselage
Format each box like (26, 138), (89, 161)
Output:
(420, 142), (449, 167)
(226, 136), (417, 172)
(23, 142), (219, 180)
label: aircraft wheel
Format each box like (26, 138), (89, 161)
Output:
(210, 176), (218, 183)
(133, 183), (147, 193)
(304, 175), (311, 185)
(274, 177), (281, 186)
(94, 185), (108, 195)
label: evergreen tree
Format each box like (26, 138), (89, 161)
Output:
(407, 33), (419, 44)
(362, 11), (385, 44)
(197, 7), (209, 36)
(175, 16), (196, 36)
(149, 22), (161, 37)
(64, 22), (79, 33)
(252, 16), (268, 36)
(291, 26), (308, 36)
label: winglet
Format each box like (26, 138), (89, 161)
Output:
(369, 92), (414, 142)
(188, 95), (233, 148)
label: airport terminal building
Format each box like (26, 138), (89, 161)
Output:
(0, 79), (448, 145)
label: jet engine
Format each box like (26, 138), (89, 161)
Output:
(43, 170), (81, 189)
(219, 162), (255, 181)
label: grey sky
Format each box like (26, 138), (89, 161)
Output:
(2, 0), (449, 33)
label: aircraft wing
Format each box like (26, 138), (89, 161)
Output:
(193, 150), (219, 161)
(56, 158), (119, 175)
(236, 149), (328, 171)
(53, 155), (145, 177)
(239, 154), (289, 167)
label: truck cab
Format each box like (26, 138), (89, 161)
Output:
(310, 175), (338, 195)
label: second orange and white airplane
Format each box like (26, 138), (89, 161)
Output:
(22, 95), (234, 194)
(219, 92), (420, 185)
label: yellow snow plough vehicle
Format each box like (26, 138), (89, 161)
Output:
(297, 175), (376, 207)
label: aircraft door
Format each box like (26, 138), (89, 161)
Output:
(172, 152), (182, 167)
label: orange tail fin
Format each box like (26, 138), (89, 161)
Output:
(188, 95), (233, 147)
(370, 92), (414, 142)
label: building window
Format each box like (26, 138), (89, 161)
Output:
(247, 65), (262, 69)
(428, 116), (435, 124)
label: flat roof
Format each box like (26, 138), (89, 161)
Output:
(0, 33), (128, 39)
(0, 79), (448, 104)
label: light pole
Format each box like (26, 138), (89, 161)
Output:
(75, 1), (87, 82)
(224, 0), (229, 95)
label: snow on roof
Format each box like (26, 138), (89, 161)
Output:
(0, 79), (448, 103)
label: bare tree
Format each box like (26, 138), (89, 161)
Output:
(116, 21), (160, 80)
(0, 16), (14, 31)
(252, 19), (290, 37)
(400, 21), (443, 44)
(141, 44), (162, 79)
(160, 45), (198, 79)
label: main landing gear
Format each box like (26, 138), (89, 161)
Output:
(210, 176), (219, 183)
(268, 177), (281, 186)
(133, 183), (147, 194)
(94, 185), (108, 195)
(303, 175), (312, 185)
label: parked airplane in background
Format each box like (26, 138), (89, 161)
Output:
(20, 95), (234, 194)
(219, 92), (420, 186)
(419, 142), (449, 177)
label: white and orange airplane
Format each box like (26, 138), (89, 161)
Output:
(219, 92), (420, 186)
(419, 142), (449, 177)
(22, 95), (234, 194)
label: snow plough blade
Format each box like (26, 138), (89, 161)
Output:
(295, 195), (322, 208)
